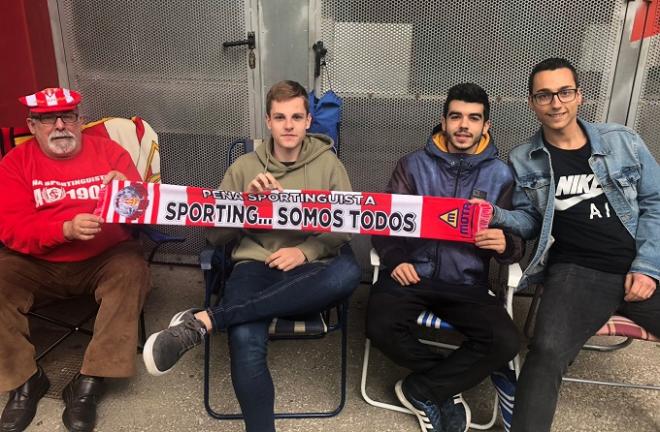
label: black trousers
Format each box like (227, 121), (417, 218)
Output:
(511, 263), (660, 432)
(366, 274), (521, 403)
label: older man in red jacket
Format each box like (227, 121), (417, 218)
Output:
(0, 88), (150, 432)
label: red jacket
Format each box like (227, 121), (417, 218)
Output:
(0, 134), (140, 262)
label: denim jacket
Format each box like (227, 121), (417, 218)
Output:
(490, 119), (660, 290)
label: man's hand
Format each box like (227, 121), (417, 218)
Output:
(624, 272), (657, 302)
(265, 247), (306, 271)
(247, 173), (283, 193)
(391, 263), (420, 286)
(469, 198), (494, 224)
(63, 213), (104, 241)
(103, 170), (128, 185)
(474, 228), (506, 255)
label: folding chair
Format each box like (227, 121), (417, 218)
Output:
(83, 117), (186, 346)
(524, 284), (660, 391)
(361, 248), (521, 431)
(198, 138), (353, 420)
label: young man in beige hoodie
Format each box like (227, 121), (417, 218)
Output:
(143, 80), (361, 432)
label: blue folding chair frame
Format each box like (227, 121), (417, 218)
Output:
(199, 245), (350, 419)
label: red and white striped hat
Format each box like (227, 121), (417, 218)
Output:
(18, 87), (81, 113)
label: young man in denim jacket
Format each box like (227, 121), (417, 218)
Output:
(488, 57), (660, 432)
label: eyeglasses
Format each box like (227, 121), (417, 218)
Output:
(30, 112), (79, 125)
(531, 88), (579, 106)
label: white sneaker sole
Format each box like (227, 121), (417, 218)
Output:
(453, 393), (472, 432)
(142, 330), (171, 376)
(142, 309), (195, 377)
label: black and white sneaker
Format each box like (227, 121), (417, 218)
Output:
(143, 308), (206, 376)
(441, 394), (471, 432)
(395, 379), (444, 431)
(395, 378), (471, 432)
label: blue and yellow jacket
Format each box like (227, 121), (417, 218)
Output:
(373, 124), (523, 289)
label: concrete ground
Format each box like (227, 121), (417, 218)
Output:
(4, 264), (659, 432)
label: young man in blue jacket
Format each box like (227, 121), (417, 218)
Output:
(367, 83), (523, 432)
(488, 57), (660, 432)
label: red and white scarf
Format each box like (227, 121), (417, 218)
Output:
(95, 181), (492, 243)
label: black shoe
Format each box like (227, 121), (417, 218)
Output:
(395, 379), (444, 432)
(395, 378), (471, 432)
(142, 308), (206, 375)
(62, 374), (104, 432)
(1, 366), (50, 432)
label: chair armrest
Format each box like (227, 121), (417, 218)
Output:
(507, 263), (522, 289)
(199, 244), (231, 305)
(503, 263), (523, 319)
(200, 246), (216, 271)
(370, 248), (380, 285)
(370, 248), (381, 267)
(139, 226), (186, 263)
(140, 226), (186, 244)
(199, 240), (236, 303)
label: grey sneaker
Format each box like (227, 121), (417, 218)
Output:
(143, 308), (206, 376)
(395, 379), (471, 432)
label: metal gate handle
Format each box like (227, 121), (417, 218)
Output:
(223, 31), (255, 49)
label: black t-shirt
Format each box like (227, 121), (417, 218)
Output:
(545, 140), (635, 274)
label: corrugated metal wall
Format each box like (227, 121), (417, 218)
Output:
(54, 0), (253, 263)
(320, 0), (626, 193)
(319, 0), (628, 271)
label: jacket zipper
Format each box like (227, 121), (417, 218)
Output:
(453, 158), (464, 197)
(432, 158), (465, 280)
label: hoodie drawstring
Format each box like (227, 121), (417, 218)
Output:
(304, 163), (308, 189)
(263, 147), (271, 175)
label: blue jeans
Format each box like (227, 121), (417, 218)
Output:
(511, 263), (660, 432)
(208, 252), (361, 432)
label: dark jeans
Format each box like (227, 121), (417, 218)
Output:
(208, 252), (361, 432)
(511, 263), (660, 432)
(366, 274), (521, 403)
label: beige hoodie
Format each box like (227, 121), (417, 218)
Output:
(207, 133), (352, 263)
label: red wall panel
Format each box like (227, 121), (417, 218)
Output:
(0, 1), (58, 127)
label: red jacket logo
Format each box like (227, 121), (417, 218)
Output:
(41, 187), (65, 203)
